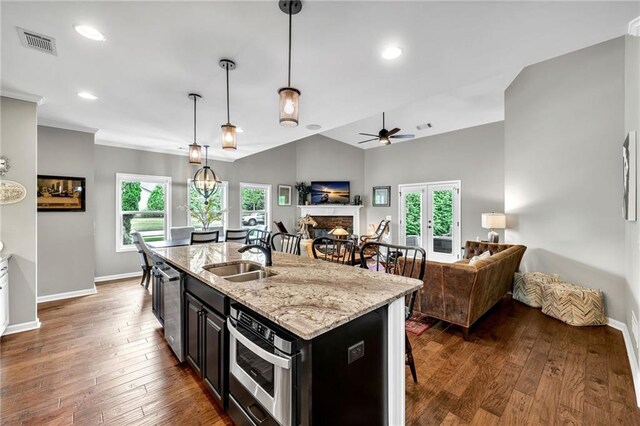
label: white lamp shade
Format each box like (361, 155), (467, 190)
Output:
(481, 213), (506, 229)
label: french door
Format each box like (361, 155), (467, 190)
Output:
(399, 181), (461, 263)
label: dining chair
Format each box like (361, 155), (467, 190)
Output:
(359, 241), (426, 383)
(273, 221), (289, 234)
(225, 229), (249, 243)
(247, 228), (271, 249)
(131, 231), (153, 289)
(271, 232), (302, 255)
(190, 230), (220, 245)
(170, 226), (195, 241)
(311, 236), (356, 265)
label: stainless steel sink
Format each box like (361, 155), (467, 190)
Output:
(204, 261), (276, 282)
(224, 270), (275, 282)
(204, 261), (263, 277)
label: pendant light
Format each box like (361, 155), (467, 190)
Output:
(188, 93), (202, 165)
(219, 59), (237, 151)
(278, 1), (302, 127)
(192, 145), (221, 204)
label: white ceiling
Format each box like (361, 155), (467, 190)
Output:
(1, 1), (638, 161)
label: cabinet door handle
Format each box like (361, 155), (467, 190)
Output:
(247, 403), (268, 424)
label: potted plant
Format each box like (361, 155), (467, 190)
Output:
(295, 182), (311, 206)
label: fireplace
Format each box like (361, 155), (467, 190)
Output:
(298, 205), (363, 237)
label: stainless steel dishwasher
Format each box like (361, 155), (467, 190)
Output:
(152, 259), (185, 362)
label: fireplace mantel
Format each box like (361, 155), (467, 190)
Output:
(298, 204), (363, 234)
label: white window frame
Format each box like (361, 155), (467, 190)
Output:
(116, 173), (172, 253)
(239, 182), (272, 231)
(187, 179), (229, 233)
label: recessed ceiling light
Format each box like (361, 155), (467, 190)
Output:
(236, 127), (244, 133)
(74, 25), (106, 41)
(306, 124), (322, 131)
(381, 46), (402, 60)
(77, 91), (98, 100)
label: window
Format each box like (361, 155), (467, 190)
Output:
(116, 173), (171, 252)
(240, 183), (271, 231)
(187, 180), (228, 232)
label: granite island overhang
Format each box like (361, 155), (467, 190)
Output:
(152, 242), (423, 425)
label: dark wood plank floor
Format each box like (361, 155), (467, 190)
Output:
(1, 279), (639, 425)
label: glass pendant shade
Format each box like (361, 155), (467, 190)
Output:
(278, 87), (300, 127)
(193, 166), (220, 203)
(380, 135), (390, 145)
(221, 123), (237, 151)
(188, 143), (202, 164)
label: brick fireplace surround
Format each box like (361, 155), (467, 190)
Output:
(298, 205), (363, 238)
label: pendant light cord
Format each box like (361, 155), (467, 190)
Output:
(193, 95), (197, 144)
(226, 66), (230, 124)
(287, 4), (292, 87)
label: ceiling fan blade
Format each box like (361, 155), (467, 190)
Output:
(357, 138), (379, 144)
(386, 128), (401, 136)
(390, 134), (415, 139)
(358, 132), (379, 137)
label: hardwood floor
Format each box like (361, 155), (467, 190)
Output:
(1, 279), (639, 425)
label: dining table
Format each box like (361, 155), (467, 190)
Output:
(147, 239), (191, 249)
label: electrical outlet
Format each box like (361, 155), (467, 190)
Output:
(348, 341), (364, 364)
(385, 215), (392, 221)
(633, 311), (639, 350)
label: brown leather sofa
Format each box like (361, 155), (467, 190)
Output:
(413, 241), (526, 339)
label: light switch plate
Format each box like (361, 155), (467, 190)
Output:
(385, 215), (392, 221)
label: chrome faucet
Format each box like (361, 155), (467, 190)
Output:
(238, 244), (272, 267)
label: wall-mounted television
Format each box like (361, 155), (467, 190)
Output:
(311, 181), (350, 205)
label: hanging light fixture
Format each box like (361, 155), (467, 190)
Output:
(278, 1), (302, 127)
(192, 145), (221, 204)
(219, 59), (238, 150)
(188, 93), (202, 165)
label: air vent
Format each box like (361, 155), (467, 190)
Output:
(416, 123), (432, 131)
(17, 27), (57, 55)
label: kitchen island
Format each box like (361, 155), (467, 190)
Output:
(152, 242), (422, 426)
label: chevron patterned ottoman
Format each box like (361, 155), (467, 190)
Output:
(541, 281), (606, 326)
(513, 272), (561, 308)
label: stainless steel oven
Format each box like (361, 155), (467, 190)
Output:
(228, 305), (300, 426)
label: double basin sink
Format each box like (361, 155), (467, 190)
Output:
(204, 261), (276, 283)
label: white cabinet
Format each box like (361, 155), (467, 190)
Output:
(0, 258), (9, 336)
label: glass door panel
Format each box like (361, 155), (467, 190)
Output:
(427, 184), (459, 263)
(400, 186), (425, 248)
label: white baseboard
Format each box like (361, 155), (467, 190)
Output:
(608, 317), (640, 407)
(94, 272), (141, 283)
(37, 287), (97, 303)
(4, 319), (41, 335)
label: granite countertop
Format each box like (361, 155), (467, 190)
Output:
(153, 242), (423, 340)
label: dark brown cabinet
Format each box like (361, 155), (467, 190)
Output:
(184, 291), (226, 405)
(151, 272), (164, 325)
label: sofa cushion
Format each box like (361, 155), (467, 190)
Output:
(513, 272), (560, 308)
(541, 281), (606, 326)
(469, 251), (491, 265)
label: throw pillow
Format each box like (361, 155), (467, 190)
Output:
(541, 281), (606, 326)
(513, 272), (561, 308)
(469, 250), (491, 265)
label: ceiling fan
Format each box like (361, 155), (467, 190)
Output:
(357, 112), (415, 145)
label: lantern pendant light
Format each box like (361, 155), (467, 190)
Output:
(278, 1), (302, 127)
(192, 145), (221, 204)
(219, 59), (237, 151)
(188, 93), (203, 165)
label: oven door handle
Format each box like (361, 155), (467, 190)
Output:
(227, 318), (291, 370)
(155, 267), (179, 282)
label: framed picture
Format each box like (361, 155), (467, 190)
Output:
(623, 131), (637, 221)
(278, 184), (292, 206)
(372, 186), (391, 207)
(37, 175), (86, 212)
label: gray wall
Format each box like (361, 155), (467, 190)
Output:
(624, 35), (640, 363)
(37, 126), (96, 298)
(0, 96), (38, 326)
(505, 37), (626, 321)
(363, 122), (505, 245)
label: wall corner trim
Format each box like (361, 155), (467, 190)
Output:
(0, 90), (45, 106)
(607, 317), (640, 407)
(94, 272), (142, 283)
(38, 119), (99, 134)
(4, 319), (41, 335)
(37, 287), (97, 304)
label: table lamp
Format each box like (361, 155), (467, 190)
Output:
(328, 226), (350, 240)
(481, 213), (506, 243)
